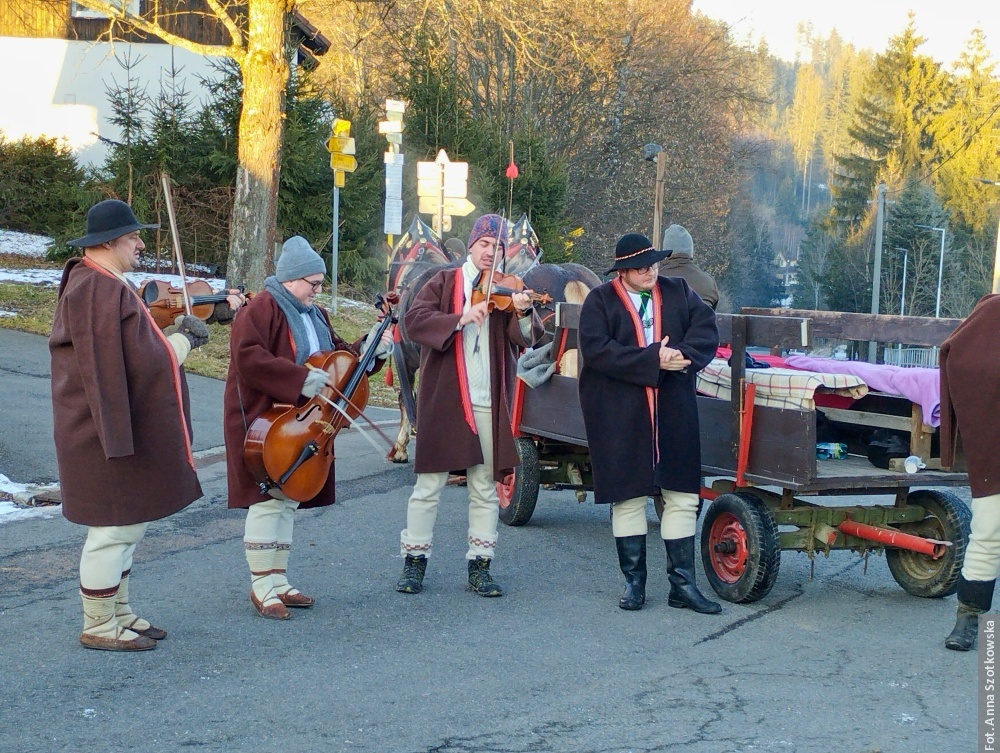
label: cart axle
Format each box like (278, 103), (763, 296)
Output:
(838, 518), (951, 559)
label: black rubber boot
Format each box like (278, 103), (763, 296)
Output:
(615, 535), (647, 610)
(396, 555), (428, 594)
(945, 576), (995, 651)
(664, 536), (722, 615)
(468, 556), (503, 597)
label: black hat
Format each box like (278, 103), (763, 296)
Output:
(67, 199), (159, 247)
(606, 233), (670, 275)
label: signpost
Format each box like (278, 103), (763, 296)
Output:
(380, 99), (406, 280)
(416, 149), (474, 234)
(325, 118), (357, 313)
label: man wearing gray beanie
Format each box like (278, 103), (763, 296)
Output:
(222, 236), (392, 620)
(659, 224), (719, 310)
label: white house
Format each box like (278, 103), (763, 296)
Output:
(0, 1), (328, 166)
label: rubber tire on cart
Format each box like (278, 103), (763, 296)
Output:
(498, 437), (540, 527)
(886, 489), (971, 598)
(700, 492), (781, 604)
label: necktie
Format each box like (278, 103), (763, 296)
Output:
(638, 292), (651, 322)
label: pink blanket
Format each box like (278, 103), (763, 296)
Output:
(784, 356), (940, 427)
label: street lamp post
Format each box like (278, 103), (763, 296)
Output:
(974, 178), (1000, 294)
(892, 247), (909, 316)
(915, 224), (946, 318)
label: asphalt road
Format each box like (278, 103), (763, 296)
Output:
(0, 328), (978, 753)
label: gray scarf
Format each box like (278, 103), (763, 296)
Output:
(264, 276), (334, 364)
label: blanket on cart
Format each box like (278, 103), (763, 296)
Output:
(696, 358), (868, 411)
(784, 355), (941, 427)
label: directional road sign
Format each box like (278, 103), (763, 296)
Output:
(329, 153), (358, 172)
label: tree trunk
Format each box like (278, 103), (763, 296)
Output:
(227, 0), (290, 291)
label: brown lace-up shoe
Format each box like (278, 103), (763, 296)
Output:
(250, 590), (291, 620)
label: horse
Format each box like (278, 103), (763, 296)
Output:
(384, 213), (600, 463)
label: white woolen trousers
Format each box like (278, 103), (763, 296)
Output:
(80, 523), (149, 591)
(611, 490), (700, 539)
(962, 494), (1000, 582)
(400, 408), (499, 560)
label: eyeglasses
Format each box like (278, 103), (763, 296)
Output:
(301, 278), (324, 292)
(632, 264), (659, 275)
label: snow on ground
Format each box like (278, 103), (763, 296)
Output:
(0, 229), (52, 257)
(0, 475), (62, 525)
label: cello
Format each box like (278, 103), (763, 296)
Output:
(243, 292), (398, 502)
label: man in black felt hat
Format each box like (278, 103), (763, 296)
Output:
(578, 232), (721, 614)
(49, 198), (216, 651)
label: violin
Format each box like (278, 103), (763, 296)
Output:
(139, 278), (243, 330)
(470, 270), (553, 312)
(243, 292), (399, 502)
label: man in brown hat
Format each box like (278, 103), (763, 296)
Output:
(578, 232), (721, 613)
(50, 198), (218, 651)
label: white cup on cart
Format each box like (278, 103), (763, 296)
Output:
(904, 455), (926, 474)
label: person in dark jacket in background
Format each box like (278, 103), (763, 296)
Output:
(659, 224), (719, 310)
(579, 232), (720, 614)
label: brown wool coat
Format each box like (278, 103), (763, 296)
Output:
(223, 291), (369, 509)
(49, 258), (202, 526)
(940, 293), (1000, 497)
(405, 268), (543, 480)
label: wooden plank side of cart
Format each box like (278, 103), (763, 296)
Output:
(702, 308), (968, 493)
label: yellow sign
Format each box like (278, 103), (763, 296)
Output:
(326, 136), (356, 155)
(330, 153), (358, 172)
(331, 118), (351, 137)
(333, 170), (346, 188)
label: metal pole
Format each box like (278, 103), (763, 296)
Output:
(868, 182), (886, 362)
(900, 249), (908, 316)
(331, 186), (339, 315)
(935, 226), (945, 318)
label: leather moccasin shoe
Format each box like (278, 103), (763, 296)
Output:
(119, 616), (167, 640)
(80, 632), (157, 652)
(250, 590), (291, 620)
(277, 591), (315, 608)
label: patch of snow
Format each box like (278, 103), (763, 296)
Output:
(0, 230), (52, 257)
(0, 267), (227, 290)
(0, 311), (15, 318)
(0, 474), (62, 525)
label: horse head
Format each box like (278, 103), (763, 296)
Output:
(503, 213), (541, 277)
(388, 215), (450, 292)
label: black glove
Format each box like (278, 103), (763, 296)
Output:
(175, 315), (210, 349)
(207, 301), (236, 325)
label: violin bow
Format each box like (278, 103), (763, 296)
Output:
(160, 171), (194, 319)
(473, 213), (506, 354)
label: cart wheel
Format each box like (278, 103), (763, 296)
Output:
(700, 492), (780, 603)
(886, 489), (971, 598)
(498, 437), (540, 527)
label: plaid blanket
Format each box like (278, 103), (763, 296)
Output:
(696, 358), (869, 411)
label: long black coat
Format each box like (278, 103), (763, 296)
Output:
(578, 277), (718, 504)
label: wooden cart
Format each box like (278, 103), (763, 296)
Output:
(499, 304), (972, 604)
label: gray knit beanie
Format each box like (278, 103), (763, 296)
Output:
(661, 224), (694, 257)
(275, 236), (326, 282)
